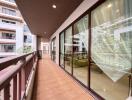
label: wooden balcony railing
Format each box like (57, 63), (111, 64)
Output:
(0, 51), (38, 100)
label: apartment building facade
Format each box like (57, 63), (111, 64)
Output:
(0, 0), (37, 57)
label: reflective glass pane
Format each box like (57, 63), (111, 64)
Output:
(73, 15), (88, 86)
(51, 38), (56, 61)
(65, 27), (72, 73)
(91, 0), (132, 99)
(60, 32), (64, 67)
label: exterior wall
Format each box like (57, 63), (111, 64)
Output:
(0, 0), (37, 57)
(15, 22), (24, 52)
(50, 0), (98, 64)
(0, 5), (20, 17)
(32, 34), (37, 51)
(41, 42), (49, 54)
(37, 36), (42, 51)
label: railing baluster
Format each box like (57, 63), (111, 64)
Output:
(0, 51), (38, 100)
(19, 71), (21, 100)
(4, 83), (10, 100)
(21, 58), (26, 99)
(21, 67), (26, 96)
(13, 75), (17, 100)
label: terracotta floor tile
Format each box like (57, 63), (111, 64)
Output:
(32, 54), (94, 100)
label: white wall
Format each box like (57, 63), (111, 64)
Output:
(16, 22), (24, 52)
(37, 37), (42, 50)
(50, 0), (99, 64)
(32, 35), (37, 51)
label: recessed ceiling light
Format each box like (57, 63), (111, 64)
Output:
(52, 4), (56, 8)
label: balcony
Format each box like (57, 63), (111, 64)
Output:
(0, 0), (132, 99)
(0, 0), (17, 9)
(0, 39), (15, 44)
(0, 13), (23, 22)
(0, 52), (16, 57)
(0, 52), (37, 100)
(0, 52), (95, 100)
(0, 22), (16, 32)
(0, 43), (16, 57)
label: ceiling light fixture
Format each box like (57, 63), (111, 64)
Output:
(52, 4), (56, 9)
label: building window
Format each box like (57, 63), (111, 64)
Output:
(0, 32), (16, 40)
(91, 0), (132, 99)
(2, 8), (16, 16)
(5, 0), (15, 3)
(23, 25), (30, 32)
(24, 35), (32, 43)
(0, 44), (16, 52)
(2, 20), (16, 24)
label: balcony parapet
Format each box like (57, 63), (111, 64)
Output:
(0, 52), (16, 57)
(0, 23), (17, 32)
(0, 38), (16, 43)
(0, 13), (23, 22)
(0, 0), (17, 9)
(0, 51), (38, 100)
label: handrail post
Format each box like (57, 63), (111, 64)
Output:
(21, 57), (26, 99)
(0, 51), (38, 100)
(13, 75), (17, 100)
(4, 83), (10, 100)
(19, 71), (21, 100)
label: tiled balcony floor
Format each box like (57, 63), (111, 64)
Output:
(32, 54), (94, 100)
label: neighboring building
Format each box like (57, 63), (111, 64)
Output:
(0, 0), (37, 57)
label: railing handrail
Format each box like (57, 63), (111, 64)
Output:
(0, 51), (38, 100)
(0, 52), (35, 71)
(0, 63), (22, 90)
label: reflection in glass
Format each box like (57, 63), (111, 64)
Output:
(60, 32), (64, 67)
(65, 27), (72, 73)
(73, 15), (88, 86)
(91, 0), (132, 100)
(51, 38), (56, 62)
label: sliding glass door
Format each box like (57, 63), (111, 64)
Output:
(60, 32), (65, 67)
(65, 27), (73, 73)
(91, 0), (132, 100)
(58, 0), (132, 99)
(73, 15), (88, 86)
(51, 37), (56, 62)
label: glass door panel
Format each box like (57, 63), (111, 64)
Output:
(91, 0), (131, 99)
(51, 37), (56, 62)
(73, 15), (89, 86)
(60, 32), (65, 67)
(65, 27), (72, 73)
